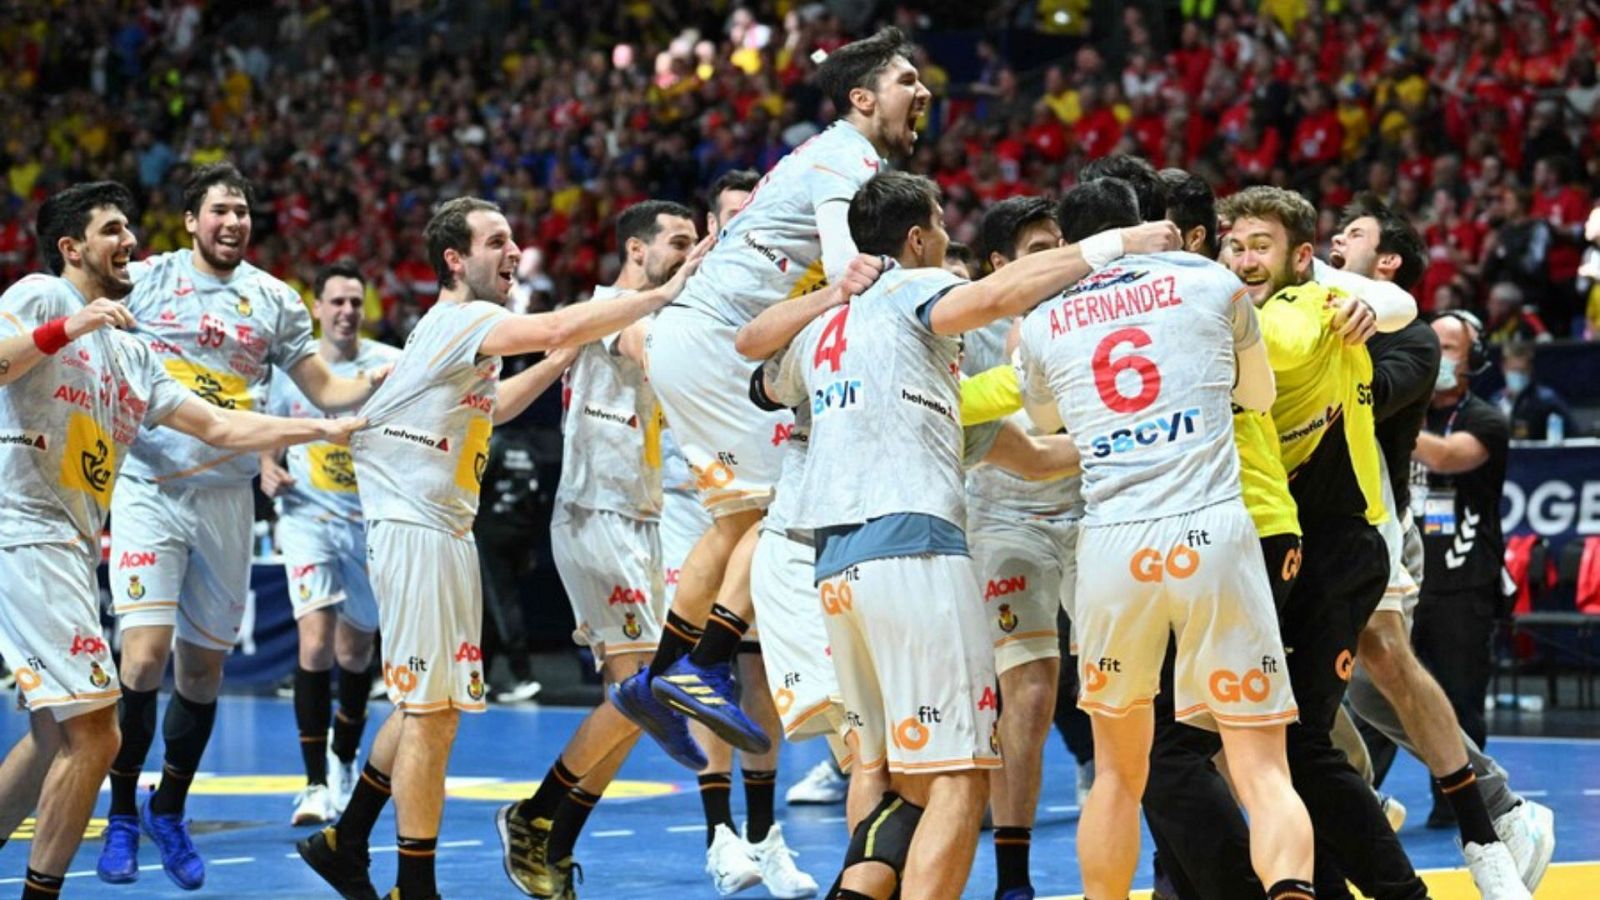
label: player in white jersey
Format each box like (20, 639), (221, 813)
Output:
(0, 182), (363, 900)
(1019, 179), (1312, 900)
(97, 164), (390, 891)
(256, 262), (401, 826)
(614, 28), (935, 765)
(298, 196), (707, 900)
(757, 171), (1174, 899)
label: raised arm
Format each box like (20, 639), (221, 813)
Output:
(158, 395), (366, 452)
(0, 299), (135, 387)
(288, 354), (386, 412)
(735, 255), (884, 360)
(494, 347), (577, 425)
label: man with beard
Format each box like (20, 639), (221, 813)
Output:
(298, 196), (706, 900)
(0, 181), (364, 900)
(100, 164), (390, 891)
(257, 262), (401, 827)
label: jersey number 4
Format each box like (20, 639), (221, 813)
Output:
(1092, 327), (1161, 413)
(813, 305), (850, 372)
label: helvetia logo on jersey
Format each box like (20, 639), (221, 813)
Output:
(0, 430), (47, 451)
(742, 233), (789, 272)
(581, 404), (638, 429)
(811, 379), (861, 416)
(1090, 407), (1202, 458)
(622, 612), (643, 639)
(898, 387), (954, 419)
(379, 426), (450, 452)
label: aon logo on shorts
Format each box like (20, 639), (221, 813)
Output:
(1090, 407), (1201, 458)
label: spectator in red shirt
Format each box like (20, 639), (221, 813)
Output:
(1073, 81), (1123, 161)
(1290, 83), (1343, 174)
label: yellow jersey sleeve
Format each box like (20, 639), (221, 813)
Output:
(1233, 406), (1300, 538)
(960, 363), (1023, 426)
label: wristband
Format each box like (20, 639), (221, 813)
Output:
(32, 317), (70, 355)
(1080, 230), (1125, 270)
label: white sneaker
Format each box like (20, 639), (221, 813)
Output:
(495, 679), (543, 703)
(1493, 800), (1555, 892)
(326, 745), (359, 814)
(291, 783), (337, 826)
(705, 822), (763, 896)
(1076, 761), (1095, 809)
(745, 823), (817, 899)
(1379, 793), (1407, 832)
(1462, 841), (1532, 900)
(784, 761), (847, 805)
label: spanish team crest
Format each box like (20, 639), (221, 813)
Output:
(989, 721), (1001, 755)
(467, 671), (485, 701)
(88, 662), (111, 689)
(235, 296), (253, 317)
(996, 603), (1018, 634)
(622, 612), (642, 640)
(298, 583), (311, 601)
(126, 575), (145, 600)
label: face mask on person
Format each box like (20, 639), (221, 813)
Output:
(1435, 356), (1459, 392)
(1504, 371), (1530, 394)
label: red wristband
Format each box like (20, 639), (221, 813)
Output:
(32, 317), (70, 355)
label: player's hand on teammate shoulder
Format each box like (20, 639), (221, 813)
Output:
(658, 234), (718, 301)
(839, 253), (885, 300)
(66, 298), (136, 339)
(1329, 293), (1378, 345)
(317, 416), (368, 445)
(1118, 220), (1182, 256)
(365, 363), (395, 391)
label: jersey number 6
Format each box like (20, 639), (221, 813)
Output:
(1092, 327), (1161, 413)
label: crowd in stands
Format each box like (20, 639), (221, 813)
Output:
(4, 0), (1600, 342)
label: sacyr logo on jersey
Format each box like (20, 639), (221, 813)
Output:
(773, 687), (795, 716)
(1129, 530), (1209, 583)
(996, 603), (1018, 633)
(899, 387), (954, 419)
(88, 661), (111, 689)
(820, 579), (854, 616)
(893, 707), (940, 751)
(235, 296), (253, 317)
(61, 413), (115, 505)
(1209, 657), (1279, 703)
(0, 430), (47, 451)
(811, 379), (862, 417)
(622, 612), (643, 640)
(126, 575), (146, 600)
(70, 633), (109, 657)
(984, 576), (1026, 601)
(118, 551), (156, 569)
(1083, 659), (1118, 692)
(608, 586), (647, 606)
(455, 417), (493, 496)
(1090, 407), (1202, 459)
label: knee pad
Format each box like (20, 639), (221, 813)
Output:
(842, 791), (924, 876)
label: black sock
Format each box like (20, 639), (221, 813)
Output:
(295, 667), (333, 785)
(743, 769), (776, 842)
(335, 762), (392, 844)
(831, 890), (874, 900)
(649, 611), (703, 678)
(395, 834), (437, 899)
(1267, 878), (1317, 898)
(1436, 764), (1498, 846)
(149, 692), (217, 816)
(689, 604), (749, 669)
(332, 665), (373, 762)
(109, 685), (159, 817)
(546, 786), (602, 862)
(21, 867), (64, 900)
(516, 758), (579, 822)
(994, 826), (1032, 894)
(699, 773), (734, 845)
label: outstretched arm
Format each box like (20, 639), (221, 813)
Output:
(159, 396), (366, 452)
(735, 255), (884, 361)
(982, 420), (1081, 480)
(494, 347), (577, 425)
(289, 354), (386, 412)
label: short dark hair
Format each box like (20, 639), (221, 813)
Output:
(816, 26), (913, 115)
(1337, 192), (1428, 290)
(1503, 340), (1535, 363)
(1160, 168), (1218, 259)
(1217, 185), (1317, 250)
(1079, 154), (1169, 223)
(1055, 178), (1141, 244)
(424, 196), (502, 289)
(978, 195), (1055, 270)
(37, 181), (137, 275)
(945, 241), (977, 274)
(706, 170), (760, 211)
(182, 162), (254, 216)
(847, 171), (941, 257)
(313, 261), (364, 298)
(617, 199), (695, 261)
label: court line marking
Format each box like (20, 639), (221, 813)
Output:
(665, 824), (703, 833)
(593, 829), (635, 837)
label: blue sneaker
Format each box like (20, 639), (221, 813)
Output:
(998, 888), (1036, 900)
(140, 800), (204, 890)
(608, 669), (708, 771)
(650, 656), (772, 754)
(97, 814), (141, 883)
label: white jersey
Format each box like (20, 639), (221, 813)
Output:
(0, 275), (191, 548)
(961, 319), (1083, 518)
(555, 284), (662, 520)
(121, 250), (315, 485)
(762, 386), (810, 535)
(768, 265), (968, 531)
(351, 300), (507, 536)
(677, 121), (883, 326)
(1019, 252), (1256, 525)
(268, 339), (399, 523)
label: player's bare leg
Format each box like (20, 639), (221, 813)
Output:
(0, 719), (61, 838)
(988, 655), (1059, 894)
(897, 770), (989, 900)
(1078, 706), (1154, 899)
(29, 706), (120, 878)
(1217, 722), (1314, 889)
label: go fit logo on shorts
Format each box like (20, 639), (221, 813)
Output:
(820, 580), (853, 615)
(1208, 656), (1280, 703)
(892, 706), (941, 751)
(1129, 529), (1211, 582)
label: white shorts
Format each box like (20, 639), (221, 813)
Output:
(551, 504), (664, 665)
(1074, 501), (1297, 731)
(647, 306), (791, 516)
(818, 554), (1001, 774)
(0, 541), (120, 721)
(970, 509), (1079, 674)
(277, 514), (379, 633)
(110, 478), (252, 651)
(368, 520), (487, 714)
(750, 528), (841, 740)
(660, 486), (712, 610)
(1374, 455), (1422, 618)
